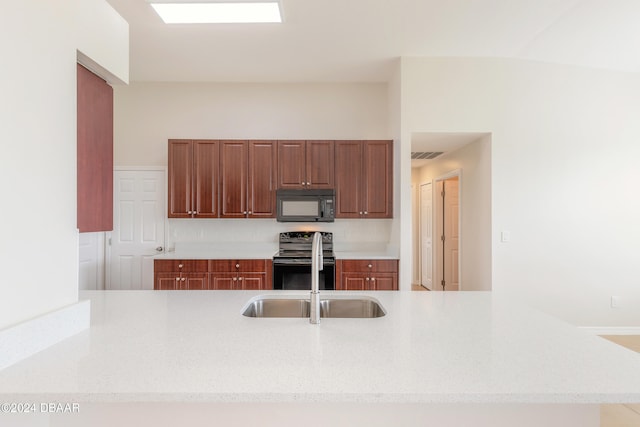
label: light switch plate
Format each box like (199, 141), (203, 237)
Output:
(501, 231), (510, 242)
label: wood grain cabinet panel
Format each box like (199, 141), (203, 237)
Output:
(220, 140), (277, 218)
(335, 140), (393, 218)
(168, 140), (220, 218)
(154, 260), (209, 290)
(209, 259), (271, 290)
(154, 259), (272, 290)
(336, 259), (398, 291)
(277, 140), (333, 189)
(77, 64), (113, 232)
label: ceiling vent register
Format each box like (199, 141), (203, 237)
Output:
(411, 152), (444, 160)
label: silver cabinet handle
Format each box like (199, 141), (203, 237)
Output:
(175, 277), (180, 281)
(236, 264), (240, 268)
(178, 264), (183, 268)
(368, 264), (372, 268)
(366, 277), (370, 281)
(301, 182), (305, 185)
(248, 211), (252, 215)
(359, 211), (363, 215)
(239, 277), (243, 281)
(364, 211), (368, 215)
(371, 278), (376, 282)
(306, 182), (310, 185)
(181, 278), (186, 282)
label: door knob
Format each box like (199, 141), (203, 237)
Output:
(156, 246), (164, 252)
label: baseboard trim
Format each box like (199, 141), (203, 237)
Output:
(0, 300), (90, 371)
(579, 326), (640, 336)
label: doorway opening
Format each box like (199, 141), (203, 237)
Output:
(411, 131), (492, 293)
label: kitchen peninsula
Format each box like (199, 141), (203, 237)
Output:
(1, 290), (639, 426)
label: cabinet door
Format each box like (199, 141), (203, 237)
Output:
(210, 273), (238, 290)
(370, 274), (397, 291)
(362, 140), (393, 218)
(341, 273), (368, 291)
(248, 141), (277, 218)
(220, 141), (248, 218)
(193, 140), (219, 218)
(277, 140), (306, 189)
(155, 273), (179, 290)
(335, 141), (363, 218)
(239, 273), (265, 290)
(306, 140), (334, 188)
(181, 273), (208, 290)
(168, 140), (193, 218)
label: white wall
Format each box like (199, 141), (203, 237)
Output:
(0, 0), (127, 330)
(399, 57), (640, 326)
(114, 82), (394, 248)
(75, 0), (129, 84)
(411, 136), (492, 291)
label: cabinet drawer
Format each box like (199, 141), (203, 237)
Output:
(340, 259), (398, 273)
(209, 259), (267, 273)
(154, 259), (209, 273)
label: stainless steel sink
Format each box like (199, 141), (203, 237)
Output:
(242, 296), (386, 318)
(242, 298), (310, 318)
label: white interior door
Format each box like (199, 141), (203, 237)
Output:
(79, 232), (105, 290)
(420, 183), (433, 290)
(109, 169), (165, 290)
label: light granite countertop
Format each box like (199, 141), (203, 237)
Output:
(0, 291), (639, 404)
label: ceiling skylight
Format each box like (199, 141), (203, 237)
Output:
(150, 1), (282, 24)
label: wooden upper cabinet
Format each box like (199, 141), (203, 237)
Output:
(168, 140), (193, 218)
(334, 141), (363, 218)
(168, 139), (219, 218)
(220, 140), (277, 218)
(335, 140), (393, 218)
(277, 140), (305, 188)
(168, 139), (277, 220)
(220, 140), (249, 218)
(306, 141), (334, 188)
(277, 140), (334, 189)
(362, 140), (393, 218)
(248, 141), (277, 218)
(193, 140), (220, 218)
(77, 64), (113, 232)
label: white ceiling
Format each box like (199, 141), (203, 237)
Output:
(106, 0), (640, 83)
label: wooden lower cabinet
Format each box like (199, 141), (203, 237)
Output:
(156, 273), (208, 290)
(336, 259), (398, 291)
(154, 259), (272, 290)
(209, 260), (272, 290)
(154, 260), (209, 290)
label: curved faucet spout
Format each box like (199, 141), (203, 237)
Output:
(310, 232), (323, 324)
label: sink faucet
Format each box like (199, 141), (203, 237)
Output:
(310, 232), (323, 324)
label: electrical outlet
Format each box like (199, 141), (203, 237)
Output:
(611, 296), (621, 308)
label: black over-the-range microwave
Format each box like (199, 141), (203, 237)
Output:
(276, 189), (335, 222)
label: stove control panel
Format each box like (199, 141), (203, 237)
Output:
(279, 231), (333, 243)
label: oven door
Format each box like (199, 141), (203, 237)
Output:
(272, 259), (335, 290)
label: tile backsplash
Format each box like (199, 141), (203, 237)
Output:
(167, 218), (392, 250)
